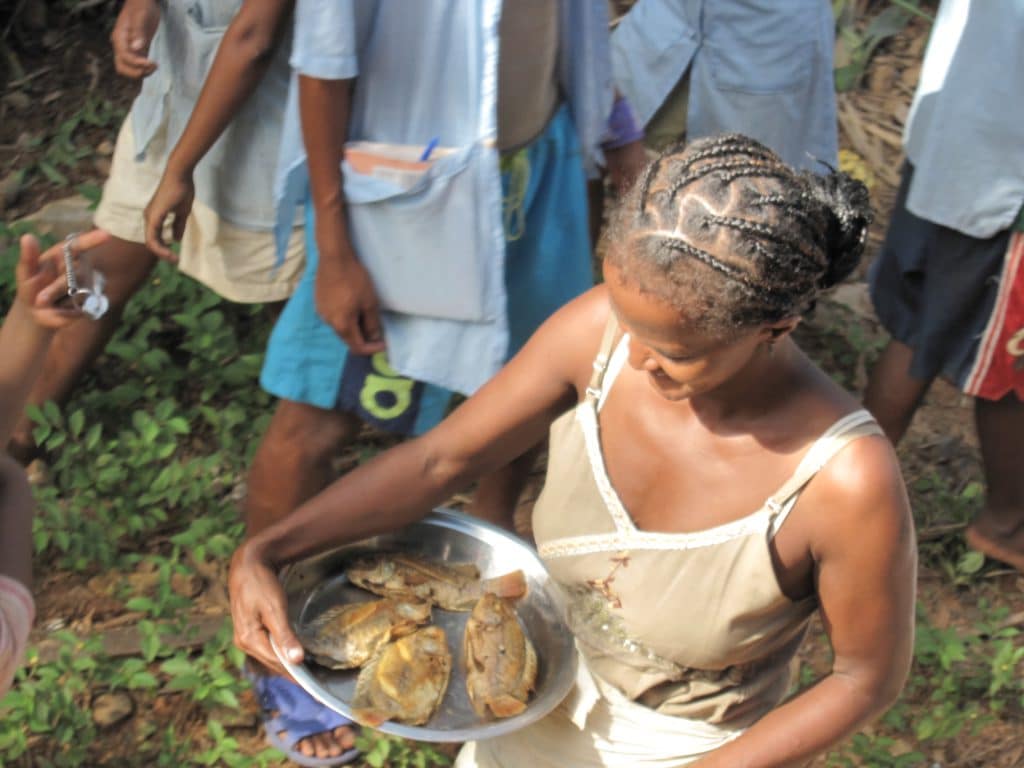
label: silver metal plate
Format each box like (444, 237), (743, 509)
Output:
(272, 508), (577, 742)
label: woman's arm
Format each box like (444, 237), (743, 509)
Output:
(695, 437), (917, 768)
(230, 289), (610, 671)
(143, 0), (295, 259)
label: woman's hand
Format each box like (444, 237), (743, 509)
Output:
(110, 0), (161, 79)
(229, 541), (304, 674)
(144, 169), (194, 262)
(20, 230), (111, 329)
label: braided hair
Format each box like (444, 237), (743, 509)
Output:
(605, 134), (871, 333)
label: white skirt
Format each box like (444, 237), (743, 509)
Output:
(454, 656), (742, 768)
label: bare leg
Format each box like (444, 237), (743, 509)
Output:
(244, 399), (361, 534)
(863, 339), (934, 445)
(469, 444), (542, 533)
(966, 394), (1024, 572)
(7, 237), (157, 462)
(244, 399), (362, 760)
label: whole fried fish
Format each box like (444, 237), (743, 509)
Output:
(351, 626), (452, 726)
(299, 598), (432, 670)
(464, 593), (537, 719)
(346, 553), (527, 611)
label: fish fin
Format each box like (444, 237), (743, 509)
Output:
(482, 570), (527, 600)
(487, 694), (527, 718)
(466, 680), (488, 718)
(353, 651), (382, 703)
(523, 637), (538, 693)
(350, 707), (389, 728)
(449, 562), (482, 578)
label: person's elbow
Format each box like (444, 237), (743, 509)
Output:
(416, 435), (475, 498)
(226, 19), (281, 66)
(838, 650), (913, 723)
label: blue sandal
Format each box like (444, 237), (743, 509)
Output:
(252, 674), (361, 767)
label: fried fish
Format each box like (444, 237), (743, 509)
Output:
(299, 598), (432, 670)
(464, 593), (538, 719)
(350, 626), (452, 727)
(346, 553), (527, 611)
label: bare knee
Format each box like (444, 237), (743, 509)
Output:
(89, 238), (158, 303)
(245, 402), (360, 532)
(260, 401), (360, 466)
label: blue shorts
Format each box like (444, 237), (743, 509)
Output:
(869, 163), (1014, 394)
(261, 106), (593, 435)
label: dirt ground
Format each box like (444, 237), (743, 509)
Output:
(2, 3), (1022, 767)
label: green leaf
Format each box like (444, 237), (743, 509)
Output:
(77, 183), (103, 207)
(960, 481), (983, 501)
(957, 550), (986, 576)
(159, 657), (194, 677)
(38, 160), (69, 186)
(85, 423), (103, 450)
(213, 688), (240, 709)
(68, 409), (85, 438)
(42, 400), (62, 426)
(125, 597), (156, 612)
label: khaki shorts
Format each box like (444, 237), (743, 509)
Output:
(94, 116), (305, 304)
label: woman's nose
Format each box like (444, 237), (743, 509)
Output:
(628, 339), (659, 372)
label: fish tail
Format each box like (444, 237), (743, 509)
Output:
(482, 570), (527, 600)
(488, 694), (527, 718)
(351, 707), (390, 728)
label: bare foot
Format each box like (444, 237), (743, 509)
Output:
(275, 721), (357, 761)
(965, 514), (1024, 573)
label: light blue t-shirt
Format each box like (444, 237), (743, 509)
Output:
(274, 0), (615, 395)
(610, 0), (838, 170)
(903, 0), (1024, 238)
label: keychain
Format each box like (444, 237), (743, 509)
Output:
(61, 233), (110, 320)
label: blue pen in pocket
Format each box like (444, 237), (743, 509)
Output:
(419, 137), (440, 162)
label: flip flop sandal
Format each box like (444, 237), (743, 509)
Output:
(251, 673), (360, 767)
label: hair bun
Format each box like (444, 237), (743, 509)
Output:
(806, 170), (872, 289)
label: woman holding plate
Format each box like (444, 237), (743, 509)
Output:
(229, 135), (917, 767)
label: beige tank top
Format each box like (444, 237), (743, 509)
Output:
(532, 319), (884, 728)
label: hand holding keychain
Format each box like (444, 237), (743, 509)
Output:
(60, 232), (110, 320)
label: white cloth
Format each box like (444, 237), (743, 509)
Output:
(454, 655), (742, 768)
(0, 575), (35, 696)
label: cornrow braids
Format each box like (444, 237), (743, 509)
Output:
(607, 134), (872, 333)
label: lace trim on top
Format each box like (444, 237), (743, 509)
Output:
(539, 329), (881, 559)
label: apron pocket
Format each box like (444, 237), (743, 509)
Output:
(343, 141), (501, 323)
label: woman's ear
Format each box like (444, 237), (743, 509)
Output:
(757, 317), (801, 344)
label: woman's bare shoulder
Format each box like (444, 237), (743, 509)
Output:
(801, 430), (913, 559)
(529, 285), (614, 392)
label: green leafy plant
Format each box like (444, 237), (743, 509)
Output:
(833, 0), (934, 92)
(355, 732), (453, 768)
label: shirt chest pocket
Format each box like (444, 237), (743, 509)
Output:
(161, 0), (235, 97)
(342, 141), (503, 323)
(704, 0), (821, 94)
